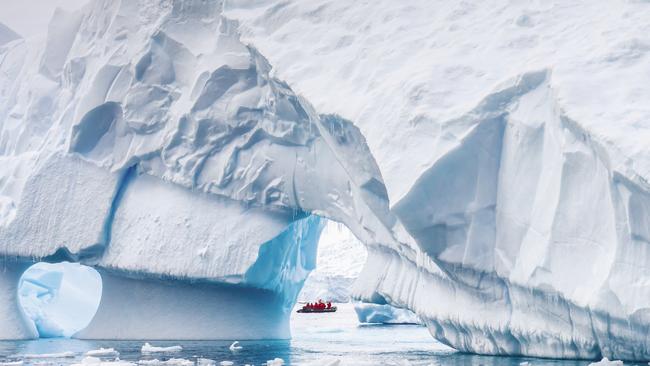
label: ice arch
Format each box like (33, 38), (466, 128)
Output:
(299, 220), (367, 303)
(0, 0), (396, 341)
(18, 262), (102, 338)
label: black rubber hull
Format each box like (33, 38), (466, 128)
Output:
(296, 307), (338, 313)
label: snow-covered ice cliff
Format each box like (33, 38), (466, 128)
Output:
(1, 0), (650, 361)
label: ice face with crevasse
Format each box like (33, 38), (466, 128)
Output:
(1, 0), (650, 361)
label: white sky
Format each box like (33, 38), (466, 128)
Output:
(0, 0), (87, 37)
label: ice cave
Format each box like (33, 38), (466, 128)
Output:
(1, 0), (650, 363)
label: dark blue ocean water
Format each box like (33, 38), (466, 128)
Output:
(0, 304), (640, 366)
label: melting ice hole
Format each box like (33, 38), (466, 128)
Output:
(18, 262), (102, 338)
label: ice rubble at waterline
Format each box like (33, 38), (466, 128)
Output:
(1, 0), (650, 361)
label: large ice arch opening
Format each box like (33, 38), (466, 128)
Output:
(299, 220), (367, 303)
(17, 262), (102, 338)
(299, 219), (421, 326)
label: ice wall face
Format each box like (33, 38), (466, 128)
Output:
(224, 0), (650, 360)
(0, 0), (396, 340)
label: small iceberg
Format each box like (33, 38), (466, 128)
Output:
(0, 361), (23, 366)
(141, 343), (182, 354)
(219, 362), (234, 366)
(23, 352), (76, 359)
(86, 348), (120, 358)
(588, 358), (624, 366)
(266, 358), (285, 366)
(303, 359), (341, 366)
(228, 341), (242, 352)
(197, 359), (216, 366)
(72, 356), (136, 366)
(138, 359), (193, 366)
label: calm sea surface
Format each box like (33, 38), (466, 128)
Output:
(0, 304), (640, 365)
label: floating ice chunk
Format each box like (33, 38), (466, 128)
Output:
(266, 358), (285, 366)
(302, 359), (341, 366)
(219, 361), (233, 366)
(138, 359), (193, 366)
(589, 358), (623, 366)
(72, 356), (136, 366)
(0, 361), (23, 366)
(519, 362), (530, 366)
(228, 342), (242, 352)
(22, 351), (75, 358)
(141, 343), (182, 354)
(76, 357), (102, 364)
(196, 359), (216, 366)
(86, 348), (120, 358)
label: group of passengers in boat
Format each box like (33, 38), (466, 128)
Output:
(302, 299), (332, 311)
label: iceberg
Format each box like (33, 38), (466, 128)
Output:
(1, 0), (650, 362)
(140, 344), (182, 354)
(589, 359), (624, 366)
(85, 348), (120, 358)
(22, 352), (76, 359)
(72, 357), (136, 366)
(138, 359), (194, 366)
(225, 0), (650, 361)
(229, 342), (242, 352)
(0, 0), (393, 342)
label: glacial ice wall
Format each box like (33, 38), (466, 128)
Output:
(0, 0), (397, 340)
(225, 0), (650, 360)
